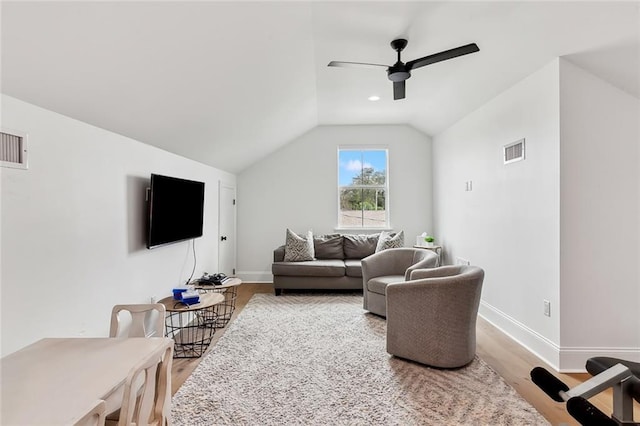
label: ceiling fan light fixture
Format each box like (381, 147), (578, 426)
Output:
(388, 71), (410, 82)
(328, 38), (479, 100)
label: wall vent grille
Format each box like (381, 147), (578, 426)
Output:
(1, 128), (28, 169)
(504, 138), (525, 165)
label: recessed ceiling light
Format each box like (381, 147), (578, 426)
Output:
(368, 95), (380, 101)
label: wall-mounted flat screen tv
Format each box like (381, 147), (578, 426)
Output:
(147, 174), (205, 249)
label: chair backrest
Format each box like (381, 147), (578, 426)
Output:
(415, 265), (484, 317)
(117, 343), (173, 426)
(74, 399), (106, 426)
(110, 304), (166, 338)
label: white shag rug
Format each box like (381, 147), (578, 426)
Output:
(172, 293), (548, 425)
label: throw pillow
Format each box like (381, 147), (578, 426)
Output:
(343, 234), (379, 259)
(313, 234), (344, 259)
(375, 230), (405, 252)
(283, 229), (315, 262)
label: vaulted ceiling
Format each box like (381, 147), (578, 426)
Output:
(2, 2), (638, 173)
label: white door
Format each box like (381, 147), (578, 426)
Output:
(218, 182), (236, 276)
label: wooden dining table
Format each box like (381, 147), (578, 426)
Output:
(0, 337), (173, 425)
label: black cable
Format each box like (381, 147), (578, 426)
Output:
(187, 238), (197, 284)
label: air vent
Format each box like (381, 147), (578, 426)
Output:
(504, 138), (525, 165)
(1, 128), (28, 169)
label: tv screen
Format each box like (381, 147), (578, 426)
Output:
(147, 174), (205, 249)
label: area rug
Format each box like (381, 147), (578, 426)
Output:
(172, 294), (548, 425)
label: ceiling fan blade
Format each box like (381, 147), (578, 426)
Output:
(328, 61), (389, 69)
(393, 81), (406, 100)
(406, 43), (479, 70)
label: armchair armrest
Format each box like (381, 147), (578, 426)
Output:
(404, 251), (439, 280)
(409, 265), (463, 280)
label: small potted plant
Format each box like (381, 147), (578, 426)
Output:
(424, 235), (435, 248)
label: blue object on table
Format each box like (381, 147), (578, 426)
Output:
(172, 285), (194, 300)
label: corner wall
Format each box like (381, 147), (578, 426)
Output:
(236, 124), (433, 282)
(432, 60), (562, 368)
(558, 59), (640, 367)
(1, 95), (235, 356)
(433, 58), (640, 371)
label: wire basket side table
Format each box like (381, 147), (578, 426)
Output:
(194, 278), (242, 328)
(158, 292), (224, 358)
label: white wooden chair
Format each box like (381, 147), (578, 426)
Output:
(109, 304), (166, 338)
(107, 304), (169, 424)
(106, 343), (173, 426)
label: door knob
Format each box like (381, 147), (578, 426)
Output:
(221, 236), (227, 241)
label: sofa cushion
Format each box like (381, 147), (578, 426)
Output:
(344, 259), (363, 277)
(313, 234), (344, 259)
(375, 230), (405, 252)
(283, 229), (315, 262)
(272, 260), (346, 277)
(343, 234), (379, 259)
(366, 275), (405, 295)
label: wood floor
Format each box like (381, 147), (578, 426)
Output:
(171, 283), (628, 425)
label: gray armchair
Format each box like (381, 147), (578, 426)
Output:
(386, 265), (484, 368)
(361, 248), (439, 317)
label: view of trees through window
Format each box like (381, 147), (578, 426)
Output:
(338, 149), (388, 228)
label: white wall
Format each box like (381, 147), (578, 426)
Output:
(433, 58), (640, 371)
(1, 95), (235, 356)
(558, 59), (640, 367)
(432, 60), (562, 367)
(237, 124), (432, 281)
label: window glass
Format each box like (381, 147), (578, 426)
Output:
(338, 149), (388, 228)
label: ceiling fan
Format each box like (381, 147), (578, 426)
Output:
(328, 39), (479, 100)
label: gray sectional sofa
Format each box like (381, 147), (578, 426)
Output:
(272, 233), (382, 295)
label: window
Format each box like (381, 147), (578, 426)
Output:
(338, 148), (388, 228)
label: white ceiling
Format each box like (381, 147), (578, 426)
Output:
(2, 1), (638, 173)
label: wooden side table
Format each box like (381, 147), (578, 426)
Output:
(158, 292), (224, 358)
(413, 244), (442, 266)
(193, 277), (242, 328)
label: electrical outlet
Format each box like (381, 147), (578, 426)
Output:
(543, 300), (551, 317)
(456, 257), (470, 266)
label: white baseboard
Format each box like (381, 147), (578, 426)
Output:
(479, 301), (561, 371)
(559, 348), (640, 372)
(479, 301), (640, 372)
(237, 271), (272, 283)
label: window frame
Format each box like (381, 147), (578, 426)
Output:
(336, 146), (390, 230)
